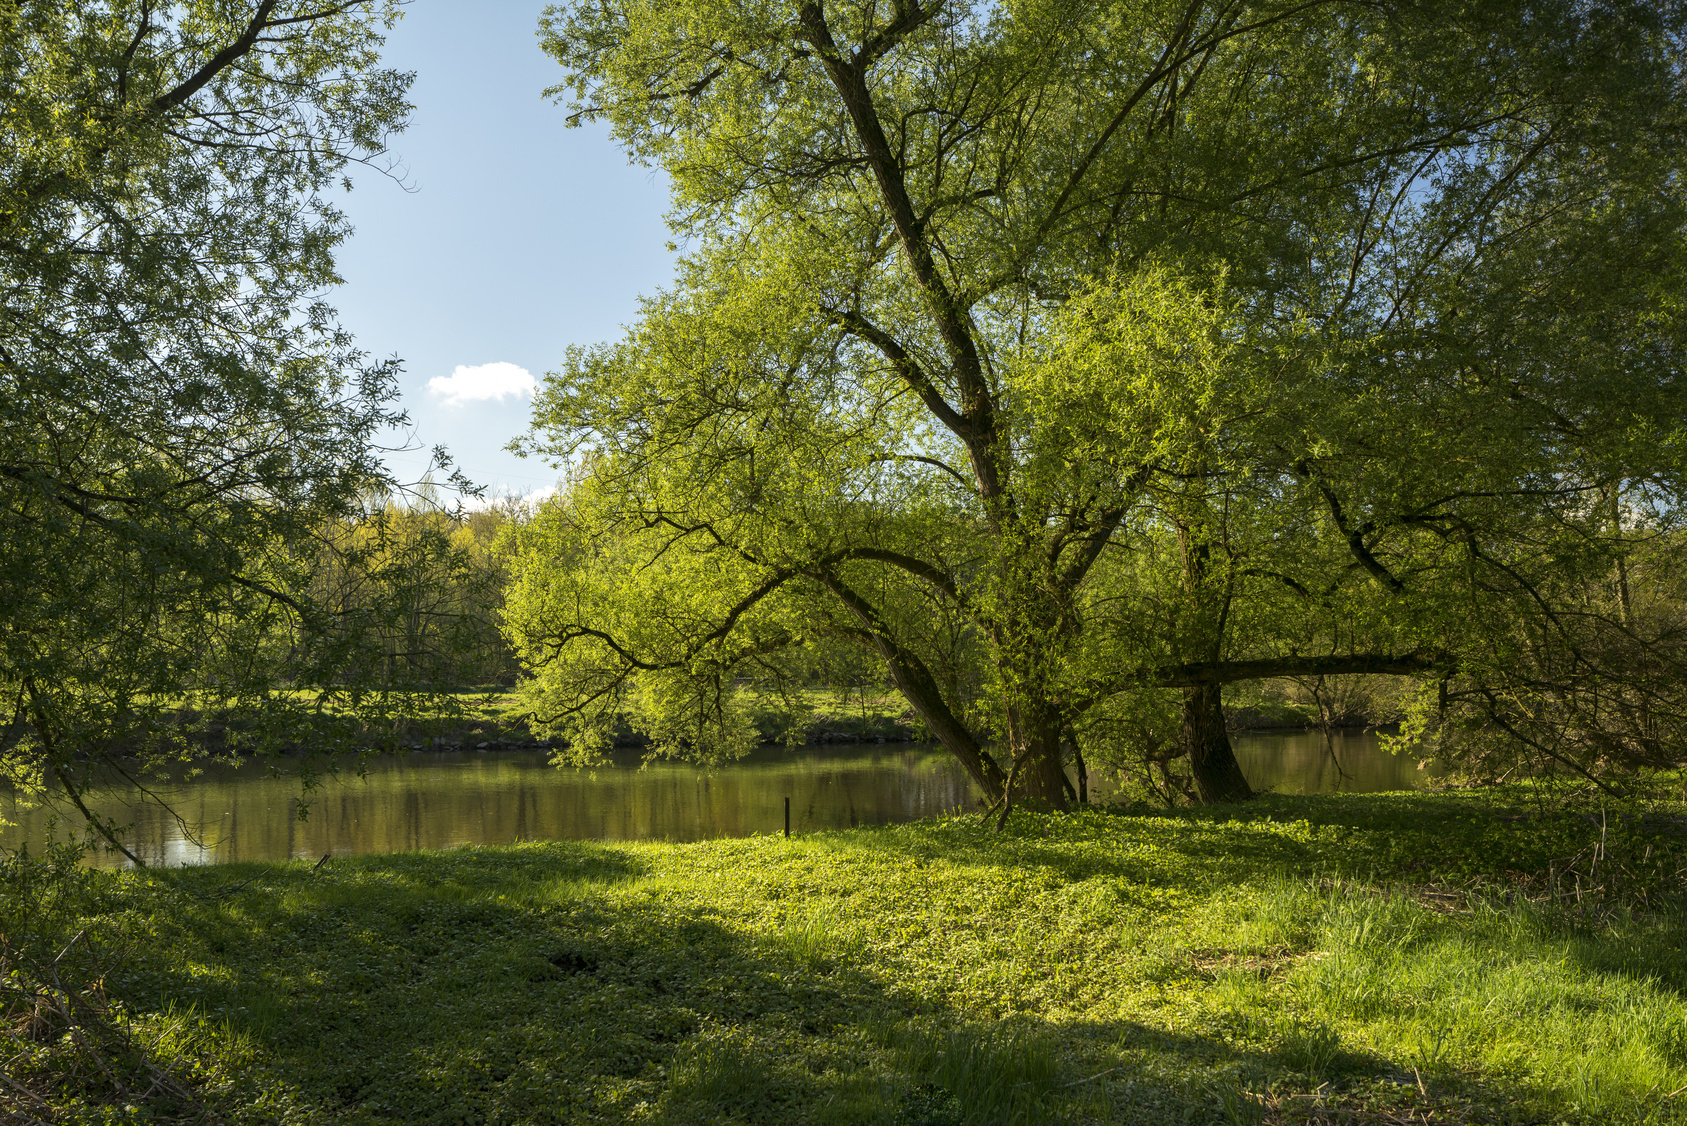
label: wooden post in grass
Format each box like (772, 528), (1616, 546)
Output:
(784, 796), (790, 838)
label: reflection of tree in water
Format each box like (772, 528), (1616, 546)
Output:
(2, 749), (983, 867)
(1083, 732), (1439, 801)
(1, 737), (1436, 867)
(1232, 732), (1440, 796)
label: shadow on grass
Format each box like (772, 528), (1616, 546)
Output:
(806, 802), (1343, 893)
(119, 841), (947, 1123)
(92, 835), (1571, 1126)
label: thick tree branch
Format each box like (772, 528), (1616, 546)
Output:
(815, 570), (1006, 797)
(822, 306), (970, 437)
(152, 0), (282, 112)
(869, 453), (972, 489)
(1152, 652), (1445, 687)
(798, 2), (1003, 501)
(1313, 479), (1406, 592)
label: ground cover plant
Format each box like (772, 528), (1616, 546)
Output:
(4, 789), (1686, 1125)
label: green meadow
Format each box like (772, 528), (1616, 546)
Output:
(5, 790), (1687, 1125)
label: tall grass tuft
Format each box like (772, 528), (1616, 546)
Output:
(894, 1021), (1061, 1126)
(662, 1028), (894, 1126)
(1274, 1017), (1341, 1077)
(664, 1032), (788, 1123)
(1214, 1079), (1266, 1126)
(1228, 876), (1321, 952)
(774, 902), (866, 969)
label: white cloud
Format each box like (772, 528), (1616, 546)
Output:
(518, 484), (559, 508)
(427, 361), (537, 407)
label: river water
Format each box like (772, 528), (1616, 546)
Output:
(1, 730), (1436, 868)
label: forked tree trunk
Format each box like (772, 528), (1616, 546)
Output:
(1181, 683), (1253, 804)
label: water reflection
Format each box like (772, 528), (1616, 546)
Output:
(1232, 728), (1440, 795)
(1, 730), (1437, 868)
(1, 746), (976, 868)
(1070, 729), (1437, 801)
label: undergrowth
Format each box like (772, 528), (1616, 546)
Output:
(2, 788), (1684, 1124)
(0, 840), (250, 1124)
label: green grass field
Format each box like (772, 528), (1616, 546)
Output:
(5, 789), (1686, 1124)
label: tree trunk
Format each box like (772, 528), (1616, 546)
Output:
(817, 572), (1009, 802)
(1181, 683), (1253, 804)
(1005, 704), (1069, 811)
(877, 646), (1006, 801)
(1071, 730), (1088, 804)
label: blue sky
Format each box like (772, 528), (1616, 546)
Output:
(331, 1), (674, 499)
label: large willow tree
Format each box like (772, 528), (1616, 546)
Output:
(508, 0), (1687, 806)
(0, 1), (451, 857)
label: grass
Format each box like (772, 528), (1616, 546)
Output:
(4, 789), (1687, 1124)
(890, 1021), (1061, 1125)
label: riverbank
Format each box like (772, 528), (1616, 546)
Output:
(254, 687), (938, 756)
(6, 789), (1685, 1124)
(358, 687), (1368, 754)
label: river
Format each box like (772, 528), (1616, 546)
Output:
(1, 729), (1437, 867)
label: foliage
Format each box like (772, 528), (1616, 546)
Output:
(509, 0), (1687, 805)
(0, 1), (491, 853)
(310, 500), (523, 693)
(1387, 528), (1687, 792)
(7, 790), (1686, 1123)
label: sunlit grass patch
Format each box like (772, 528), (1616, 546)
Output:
(772, 901), (868, 969)
(1294, 884), (1687, 1122)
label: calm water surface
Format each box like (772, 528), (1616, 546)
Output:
(1, 730), (1435, 867)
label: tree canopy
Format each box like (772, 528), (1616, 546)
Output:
(503, 0), (1687, 807)
(0, 1), (469, 856)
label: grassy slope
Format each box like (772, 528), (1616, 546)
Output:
(11, 791), (1687, 1125)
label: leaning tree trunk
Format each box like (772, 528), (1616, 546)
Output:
(1181, 683), (1253, 804)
